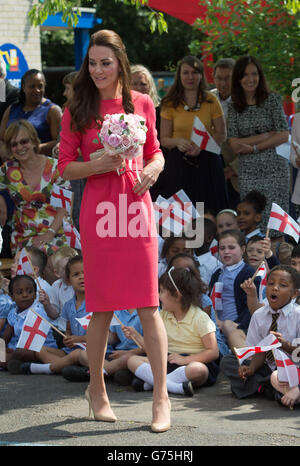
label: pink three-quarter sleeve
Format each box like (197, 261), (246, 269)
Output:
(58, 108), (82, 177)
(141, 94), (162, 162)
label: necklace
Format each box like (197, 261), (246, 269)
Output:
(183, 102), (201, 112)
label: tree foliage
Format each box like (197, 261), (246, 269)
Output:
(192, 0), (300, 97)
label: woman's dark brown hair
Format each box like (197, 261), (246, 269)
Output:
(161, 55), (213, 110)
(69, 29), (134, 133)
(231, 55), (269, 113)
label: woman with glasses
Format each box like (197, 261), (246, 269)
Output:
(0, 119), (71, 255)
(159, 55), (228, 211)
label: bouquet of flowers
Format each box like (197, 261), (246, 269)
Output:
(99, 113), (148, 160)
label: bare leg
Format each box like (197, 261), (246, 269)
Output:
(86, 311), (116, 420)
(222, 320), (246, 351)
(37, 347), (84, 373)
(137, 307), (170, 430)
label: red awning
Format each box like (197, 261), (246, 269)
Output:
(148, 0), (208, 25)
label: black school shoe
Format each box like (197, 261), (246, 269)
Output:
(62, 365), (90, 382)
(131, 376), (145, 392)
(257, 381), (276, 400)
(113, 369), (134, 386)
(182, 381), (194, 397)
(7, 360), (31, 374)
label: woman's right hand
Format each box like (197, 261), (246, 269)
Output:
(91, 151), (125, 174)
(0, 195), (7, 226)
(175, 138), (193, 153)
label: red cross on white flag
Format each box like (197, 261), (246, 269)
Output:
(234, 334), (281, 365)
(209, 239), (219, 257)
(274, 348), (300, 387)
(168, 190), (199, 222)
(75, 313), (92, 330)
(191, 117), (221, 155)
(50, 184), (73, 215)
(154, 196), (188, 235)
(16, 248), (34, 276)
(267, 203), (300, 242)
(63, 219), (81, 249)
(16, 310), (51, 352)
(210, 282), (223, 311)
(255, 261), (268, 302)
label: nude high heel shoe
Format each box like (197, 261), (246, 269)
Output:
(151, 399), (171, 433)
(85, 388), (117, 422)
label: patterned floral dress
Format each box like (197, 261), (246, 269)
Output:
(0, 157), (71, 255)
(227, 93), (289, 234)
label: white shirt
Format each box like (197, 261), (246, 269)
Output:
(246, 301), (300, 369)
(196, 251), (222, 286)
(51, 278), (75, 314)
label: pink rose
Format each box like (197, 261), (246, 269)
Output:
(107, 133), (122, 148)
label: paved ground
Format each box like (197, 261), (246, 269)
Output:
(0, 369), (299, 451)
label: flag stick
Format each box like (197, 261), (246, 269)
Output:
(113, 313), (142, 349)
(30, 308), (66, 339)
(250, 260), (265, 283)
(265, 228), (270, 239)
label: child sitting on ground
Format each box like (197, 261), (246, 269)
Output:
(2, 275), (57, 371)
(9, 255), (88, 375)
(51, 247), (78, 315)
(209, 229), (260, 351)
(220, 265), (300, 401)
(167, 253), (230, 359)
(11, 247), (59, 323)
(127, 267), (219, 397)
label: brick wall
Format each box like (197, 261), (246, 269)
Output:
(0, 0), (41, 70)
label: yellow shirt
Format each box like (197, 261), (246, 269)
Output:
(160, 305), (216, 355)
(160, 92), (224, 140)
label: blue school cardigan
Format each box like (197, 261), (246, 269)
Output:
(209, 263), (261, 332)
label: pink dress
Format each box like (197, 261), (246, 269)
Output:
(58, 91), (160, 312)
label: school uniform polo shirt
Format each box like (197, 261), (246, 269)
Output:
(110, 309), (143, 351)
(160, 305), (216, 355)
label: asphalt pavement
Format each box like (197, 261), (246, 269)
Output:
(0, 369), (299, 453)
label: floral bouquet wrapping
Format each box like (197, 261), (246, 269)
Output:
(97, 113), (148, 178)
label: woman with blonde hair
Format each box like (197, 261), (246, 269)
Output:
(0, 119), (71, 255)
(131, 64), (160, 108)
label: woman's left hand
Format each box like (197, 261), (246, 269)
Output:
(184, 142), (201, 157)
(32, 231), (54, 248)
(133, 159), (162, 196)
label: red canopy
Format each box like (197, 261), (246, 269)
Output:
(148, 0), (208, 25)
(148, 0), (214, 81)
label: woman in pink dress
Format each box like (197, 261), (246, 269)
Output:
(58, 30), (170, 432)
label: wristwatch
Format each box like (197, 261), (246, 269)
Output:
(253, 144), (259, 153)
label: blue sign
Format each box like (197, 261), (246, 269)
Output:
(0, 43), (29, 88)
